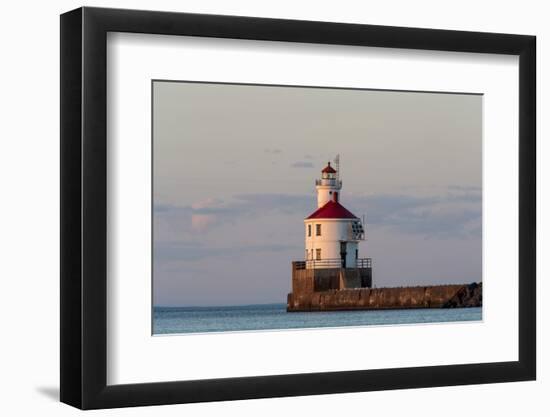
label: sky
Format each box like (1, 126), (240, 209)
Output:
(153, 81), (482, 307)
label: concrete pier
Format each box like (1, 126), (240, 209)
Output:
(287, 282), (482, 312)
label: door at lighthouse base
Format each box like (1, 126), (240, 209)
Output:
(340, 241), (347, 268)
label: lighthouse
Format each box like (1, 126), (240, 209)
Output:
(289, 158), (372, 302)
(304, 161), (366, 269)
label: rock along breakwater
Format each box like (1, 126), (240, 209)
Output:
(287, 282), (482, 312)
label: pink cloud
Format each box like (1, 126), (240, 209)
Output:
(191, 214), (217, 232)
(191, 198), (223, 210)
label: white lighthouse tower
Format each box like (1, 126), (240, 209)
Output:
(304, 159), (366, 269)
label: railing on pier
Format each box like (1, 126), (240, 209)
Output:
(356, 258), (372, 268)
(306, 258), (344, 269)
(293, 258), (372, 270)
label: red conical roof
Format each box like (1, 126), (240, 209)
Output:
(321, 162), (337, 174)
(306, 200), (358, 220)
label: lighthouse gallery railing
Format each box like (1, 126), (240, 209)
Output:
(315, 179), (343, 187)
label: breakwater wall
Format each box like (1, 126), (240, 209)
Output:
(287, 282), (482, 312)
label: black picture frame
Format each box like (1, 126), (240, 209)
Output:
(60, 6), (536, 410)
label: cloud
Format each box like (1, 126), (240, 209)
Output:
(447, 185), (482, 192)
(154, 186), (481, 242)
(347, 188), (481, 239)
(191, 198), (224, 210)
(188, 198), (224, 230)
(264, 148), (282, 154)
(191, 214), (218, 232)
(155, 241), (299, 262)
(290, 161), (314, 168)
(154, 203), (188, 214)
(154, 193), (311, 236)
(156, 193), (310, 218)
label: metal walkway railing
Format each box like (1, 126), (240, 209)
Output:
(294, 258), (372, 270)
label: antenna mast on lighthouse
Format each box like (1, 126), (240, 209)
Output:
(334, 154), (340, 181)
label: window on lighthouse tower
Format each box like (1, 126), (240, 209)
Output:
(316, 224), (322, 236)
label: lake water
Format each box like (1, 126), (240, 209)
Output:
(153, 304), (482, 335)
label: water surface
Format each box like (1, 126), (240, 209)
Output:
(153, 303), (482, 335)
